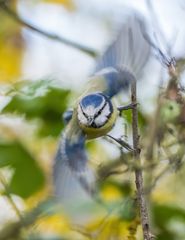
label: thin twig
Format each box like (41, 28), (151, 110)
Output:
(98, 168), (129, 182)
(0, 1), (98, 58)
(97, 150), (158, 184)
(0, 172), (22, 220)
(131, 80), (153, 240)
(145, 164), (171, 194)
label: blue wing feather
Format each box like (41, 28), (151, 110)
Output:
(101, 68), (135, 98)
(94, 13), (151, 79)
(62, 109), (73, 125)
(53, 112), (95, 199)
(89, 13), (151, 98)
(53, 141), (93, 202)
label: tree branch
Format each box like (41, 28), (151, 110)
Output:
(131, 80), (153, 240)
(0, 1), (98, 58)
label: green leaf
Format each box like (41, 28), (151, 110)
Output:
(122, 108), (147, 129)
(152, 204), (185, 240)
(0, 141), (45, 198)
(156, 231), (176, 240)
(3, 82), (70, 136)
(120, 197), (137, 221)
(153, 204), (185, 228)
(160, 100), (181, 123)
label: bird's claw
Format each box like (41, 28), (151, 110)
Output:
(117, 103), (138, 113)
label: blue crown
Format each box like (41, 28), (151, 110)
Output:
(81, 93), (105, 109)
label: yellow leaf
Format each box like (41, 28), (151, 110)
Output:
(86, 217), (131, 240)
(101, 184), (122, 202)
(0, 15), (24, 82)
(43, 0), (75, 10)
(36, 214), (71, 235)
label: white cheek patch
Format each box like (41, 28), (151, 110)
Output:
(101, 103), (111, 117)
(94, 103), (111, 127)
(94, 115), (108, 127)
(77, 106), (88, 125)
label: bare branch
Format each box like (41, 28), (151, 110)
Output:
(131, 80), (154, 240)
(0, 1), (98, 58)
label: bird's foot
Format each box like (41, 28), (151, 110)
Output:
(117, 103), (137, 113)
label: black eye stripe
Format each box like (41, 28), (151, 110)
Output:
(94, 101), (107, 118)
(98, 93), (113, 113)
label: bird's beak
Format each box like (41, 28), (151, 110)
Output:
(87, 117), (94, 126)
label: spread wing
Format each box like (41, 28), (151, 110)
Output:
(53, 110), (94, 201)
(94, 13), (151, 79)
(83, 13), (152, 98)
(85, 12), (171, 98)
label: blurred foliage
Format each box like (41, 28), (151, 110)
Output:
(0, 79), (185, 239)
(99, 179), (132, 199)
(0, 141), (45, 198)
(120, 197), (137, 221)
(160, 99), (181, 123)
(152, 204), (185, 240)
(3, 80), (70, 137)
(122, 108), (147, 131)
(0, 12), (24, 82)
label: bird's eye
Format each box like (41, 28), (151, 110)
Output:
(97, 109), (102, 115)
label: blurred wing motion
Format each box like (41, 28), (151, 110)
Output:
(53, 110), (95, 201)
(85, 13), (151, 98)
(95, 14), (151, 78)
(84, 12), (171, 98)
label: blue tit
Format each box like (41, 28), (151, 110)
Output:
(53, 12), (170, 199)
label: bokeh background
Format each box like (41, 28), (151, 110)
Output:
(0, 0), (185, 239)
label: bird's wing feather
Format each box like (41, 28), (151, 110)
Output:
(53, 110), (94, 200)
(94, 13), (151, 80)
(81, 13), (152, 98)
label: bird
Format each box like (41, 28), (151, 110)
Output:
(53, 11), (172, 200)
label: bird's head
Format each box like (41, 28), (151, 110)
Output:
(77, 93), (116, 137)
